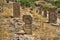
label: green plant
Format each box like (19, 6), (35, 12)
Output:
(54, 1), (60, 8)
(19, 0), (37, 7)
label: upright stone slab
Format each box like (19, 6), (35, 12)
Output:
(43, 10), (47, 17)
(23, 15), (32, 35)
(45, 11), (49, 22)
(13, 3), (20, 18)
(39, 8), (43, 15)
(48, 7), (57, 23)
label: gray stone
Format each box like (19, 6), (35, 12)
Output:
(24, 35), (35, 40)
(9, 26), (15, 32)
(19, 35), (24, 40)
(9, 34), (35, 40)
(22, 15), (32, 34)
(9, 18), (24, 32)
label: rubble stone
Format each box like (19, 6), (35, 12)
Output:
(9, 18), (24, 32)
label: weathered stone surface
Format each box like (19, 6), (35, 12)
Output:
(43, 10), (47, 17)
(23, 15), (32, 24)
(22, 15), (32, 34)
(0, 6), (3, 13)
(13, 3), (20, 18)
(23, 24), (32, 34)
(9, 18), (24, 32)
(9, 34), (35, 40)
(9, 34), (42, 40)
(48, 7), (57, 23)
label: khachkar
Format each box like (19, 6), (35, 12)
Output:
(5, 0), (20, 17)
(48, 7), (57, 23)
(39, 8), (44, 15)
(39, 8), (47, 17)
(13, 2), (20, 18)
(43, 9), (47, 17)
(23, 15), (32, 35)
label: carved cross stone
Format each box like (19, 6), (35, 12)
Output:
(48, 7), (57, 23)
(39, 8), (43, 15)
(43, 10), (47, 17)
(13, 3), (20, 18)
(22, 15), (32, 35)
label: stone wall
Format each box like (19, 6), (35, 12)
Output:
(39, 8), (43, 15)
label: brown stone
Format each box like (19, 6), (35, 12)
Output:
(23, 15), (32, 24)
(23, 24), (32, 35)
(48, 7), (57, 23)
(39, 8), (43, 15)
(13, 3), (20, 18)
(22, 15), (32, 35)
(43, 10), (47, 17)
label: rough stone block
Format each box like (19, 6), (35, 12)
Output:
(48, 7), (57, 23)
(13, 3), (20, 18)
